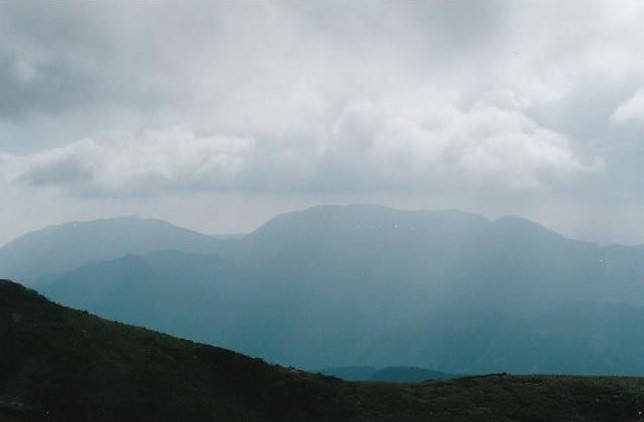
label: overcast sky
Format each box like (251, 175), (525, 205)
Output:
(0, 1), (642, 245)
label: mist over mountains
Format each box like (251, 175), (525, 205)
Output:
(1, 205), (642, 374)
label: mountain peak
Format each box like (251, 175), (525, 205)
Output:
(251, 204), (490, 239)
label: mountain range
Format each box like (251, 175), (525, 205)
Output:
(1, 204), (642, 373)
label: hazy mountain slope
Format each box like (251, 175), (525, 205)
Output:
(2, 279), (644, 422)
(357, 304), (644, 375)
(39, 249), (375, 367)
(219, 205), (643, 316)
(9, 204), (644, 371)
(533, 301), (644, 373)
(44, 250), (643, 373)
(41, 251), (269, 355)
(450, 216), (644, 315)
(6, 205), (642, 313)
(218, 205), (491, 293)
(0, 217), (220, 285)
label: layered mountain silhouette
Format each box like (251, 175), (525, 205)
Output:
(0, 216), (221, 284)
(2, 279), (643, 422)
(1, 205), (642, 373)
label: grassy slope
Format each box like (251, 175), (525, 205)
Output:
(1, 279), (643, 422)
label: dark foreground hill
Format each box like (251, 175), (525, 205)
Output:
(2, 280), (644, 422)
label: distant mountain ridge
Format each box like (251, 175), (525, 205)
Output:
(0, 216), (221, 284)
(2, 205), (642, 373)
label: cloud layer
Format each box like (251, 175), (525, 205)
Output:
(0, 2), (642, 243)
(1, 101), (597, 196)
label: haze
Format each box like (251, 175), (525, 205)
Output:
(0, 1), (642, 246)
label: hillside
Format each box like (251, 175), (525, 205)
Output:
(2, 279), (644, 422)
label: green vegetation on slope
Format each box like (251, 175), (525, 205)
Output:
(2, 279), (644, 422)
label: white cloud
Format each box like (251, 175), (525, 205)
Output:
(452, 107), (592, 188)
(304, 88), (597, 190)
(1, 104), (597, 196)
(611, 87), (644, 124)
(1, 129), (257, 196)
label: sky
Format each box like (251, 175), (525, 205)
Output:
(0, 1), (642, 245)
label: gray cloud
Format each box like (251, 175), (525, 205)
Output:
(0, 106), (599, 197)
